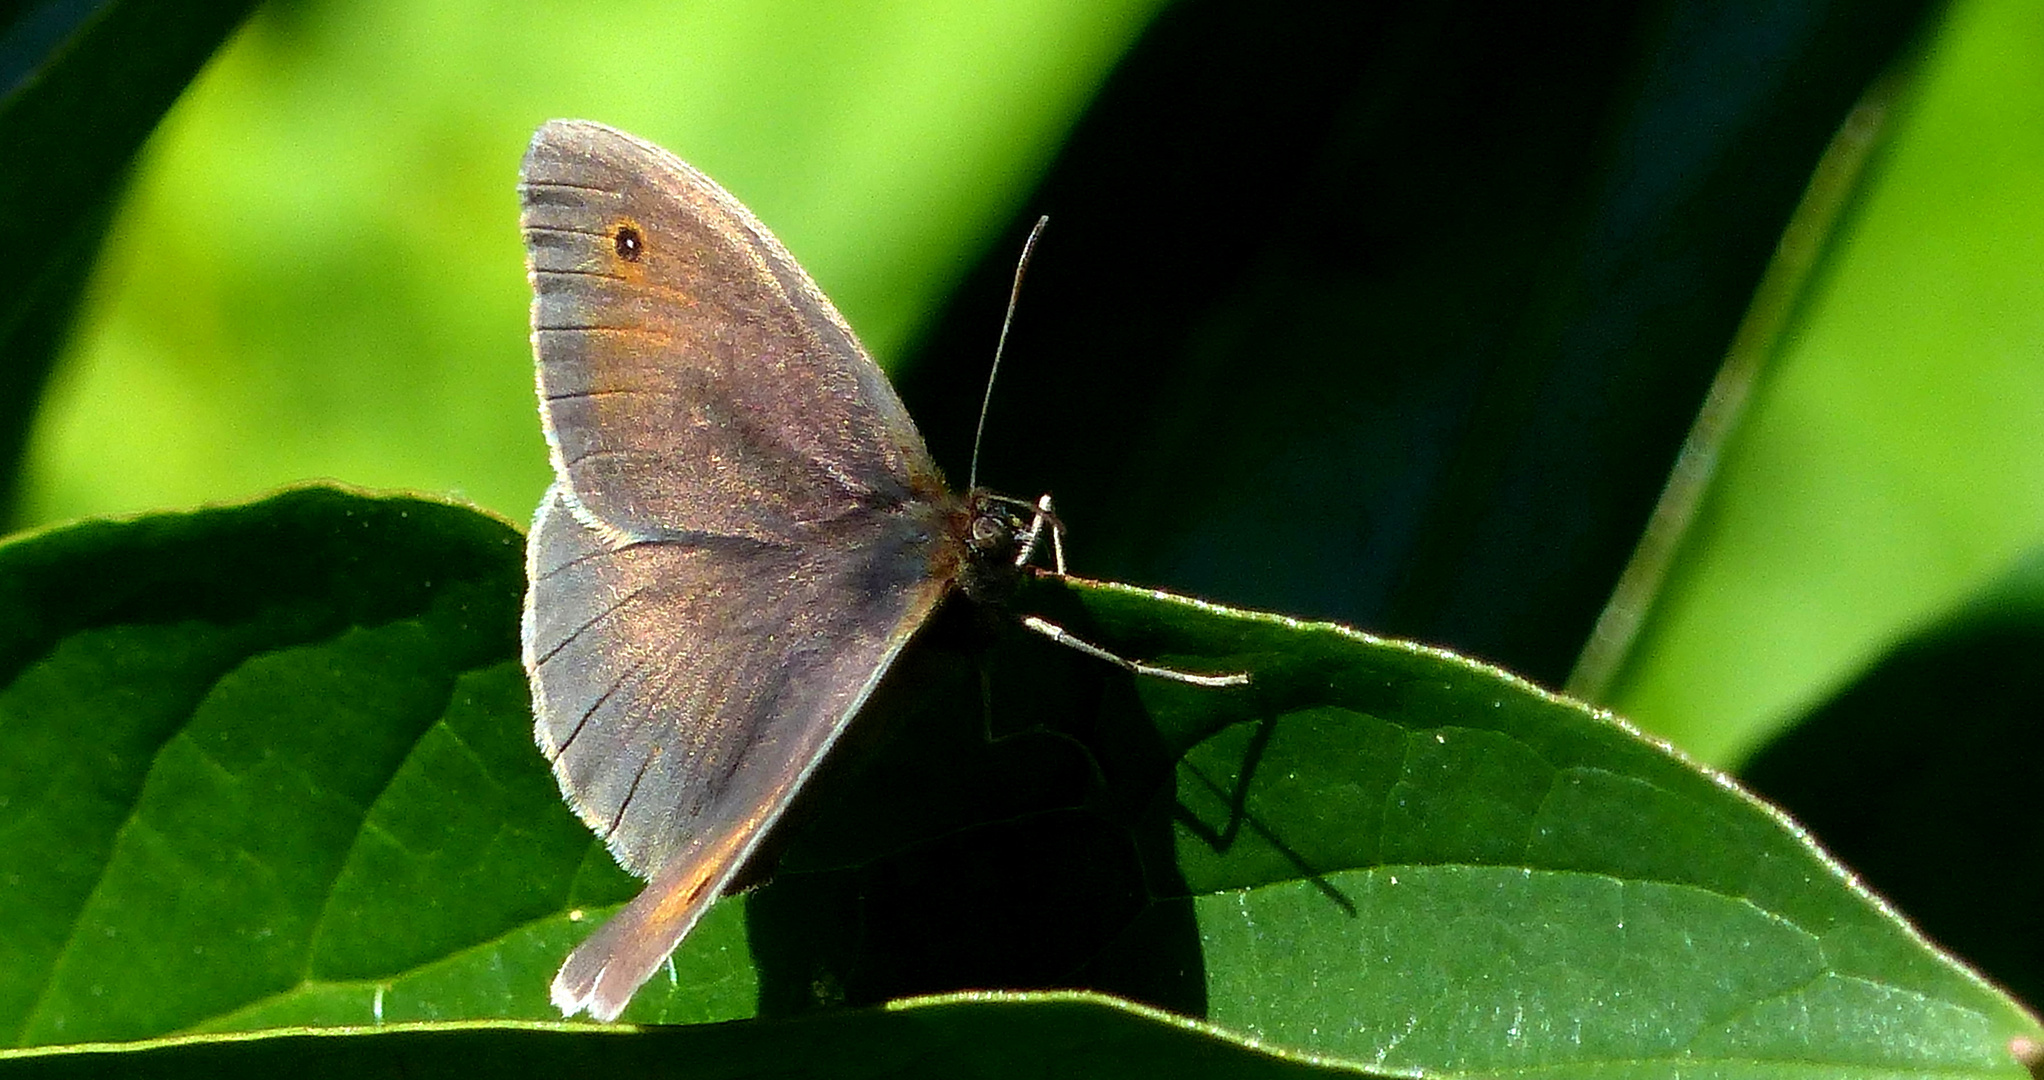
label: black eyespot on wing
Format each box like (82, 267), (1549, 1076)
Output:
(614, 224), (644, 261)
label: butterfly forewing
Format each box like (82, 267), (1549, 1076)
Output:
(518, 120), (967, 1020)
(521, 119), (940, 541)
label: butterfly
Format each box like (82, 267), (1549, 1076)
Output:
(518, 119), (1242, 1021)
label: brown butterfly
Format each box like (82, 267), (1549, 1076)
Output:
(519, 119), (1242, 1021)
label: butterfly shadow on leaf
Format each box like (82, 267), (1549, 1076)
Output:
(739, 579), (1214, 1018)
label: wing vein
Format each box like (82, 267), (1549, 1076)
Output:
(543, 388), (657, 402)
(605, 744), (665, 844)
(522, 180), (625, 195)
(547, 652), (653, 764)
(533, 586), (646, 668)
(537, 267), (631, 281)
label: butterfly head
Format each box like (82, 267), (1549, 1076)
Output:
(955, 488), (1062, 602)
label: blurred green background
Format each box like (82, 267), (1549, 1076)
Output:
(1611, 0), (2044, 762)
(17, 0), (2044, 768)
(22, 0), (1165, 525)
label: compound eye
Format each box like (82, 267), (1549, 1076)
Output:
(970, 512), (1015, 553)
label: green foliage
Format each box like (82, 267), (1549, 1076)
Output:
(4, 0), (2044, 1076)
(0, 490), (530, 1043)
(1613, 0), (2044, 761)
(0, 0), (262, 511)
(0, 490), (2034, 1077)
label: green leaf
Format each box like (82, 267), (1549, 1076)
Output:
(0, 487), (578, 1044)
(1740, 545), (2044, 1016)
(0, 488), (2033, 1079)
(0, 993), (1380, 1080)
(1038, 579), (2039, 1075)
(0, 0), (262, 515)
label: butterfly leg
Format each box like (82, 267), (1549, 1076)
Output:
(1019, 615), (1248, 687)
(1043, 496), (1067, 574)
(1012, 493), (1067, 574)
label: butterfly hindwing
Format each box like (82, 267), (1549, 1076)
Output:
(522, 486), (950, 877)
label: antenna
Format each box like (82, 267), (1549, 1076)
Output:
(968, 215), (1050, 491)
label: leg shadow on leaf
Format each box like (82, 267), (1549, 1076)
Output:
(1173, 715), (1360, 918)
